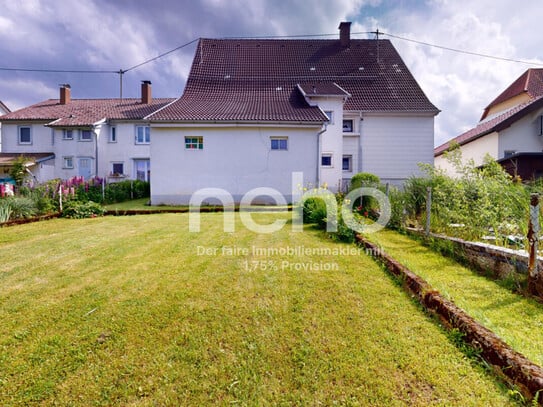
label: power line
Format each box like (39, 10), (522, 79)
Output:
(123, 38), (199, 72)
(1, 29), (542, 77)
(378, 31), (543, 67)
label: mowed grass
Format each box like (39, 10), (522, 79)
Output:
(366, 229), (543, 367)
(0, 213), (519, 406)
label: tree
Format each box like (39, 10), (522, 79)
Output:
(9, 156), (28, 186)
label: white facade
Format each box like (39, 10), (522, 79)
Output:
(435, 132), (499, 175)
(150, 125), (320, 205)
(150, 112), (436, 204)
(0, 120), (151, 183)
(360, 114), (435, 185)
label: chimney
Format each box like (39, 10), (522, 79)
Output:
(141, 80), (152, 104)
(60, 84), (71, 105)
(339, 21), (352, 47)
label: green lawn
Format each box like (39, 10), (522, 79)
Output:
(0, 213), (519, 405)
(104, 198), (177, 211)
(365, 229), (543, 367)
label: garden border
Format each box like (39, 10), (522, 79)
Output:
(0, 213), (61, 228)
(356, 234), (543, 404)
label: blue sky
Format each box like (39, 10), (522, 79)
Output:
(0, 0), (541, 146)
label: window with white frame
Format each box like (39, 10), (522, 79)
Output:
(135, 126), (150, 144)
(63, 129), (74, 140)
(80, 129), (92, 141)
(324, 111), (333, 123)
(321, 153), (333, 167)
(111, 162), (124, 175)
(342, 120), (353, 132)
(342, 155), (352, 171)
(63, 156), (74, 169)
(185, 136), (203, 150)
(18, 126), (32, 144)
(134, 159), (150, 182)
(270, 137), (288, 150)
(109, 126), (117, 143)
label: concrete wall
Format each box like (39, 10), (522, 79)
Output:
(150, 125), (320, 205)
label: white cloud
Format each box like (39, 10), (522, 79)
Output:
(366, 0), (543, 145)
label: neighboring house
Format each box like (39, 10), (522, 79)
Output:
(0, 100), (11, 154)
(435, 69), (543, 179)
(0, 83), (174, 184)
(147, 22), (439, 204)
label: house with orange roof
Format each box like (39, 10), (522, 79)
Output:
(0, 83), (174, 183)
(435, 69), (543, 179)
(147, 22), (439, 204)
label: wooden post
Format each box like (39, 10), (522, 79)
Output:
(59, 184), (63, 212)
(425, 187), (431, 237)
(527, 193), (541, 296)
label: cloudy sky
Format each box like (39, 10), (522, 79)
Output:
(0, 0), (541, 146)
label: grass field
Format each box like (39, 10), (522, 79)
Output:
(365, 229), (543, 367)
(0, 213), (520, 405)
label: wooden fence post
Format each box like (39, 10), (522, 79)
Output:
(528, 193), (542, 296)
(425, 187), (432, 237)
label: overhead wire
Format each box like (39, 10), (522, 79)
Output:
(374, 31), (543, 67)
(0, 29), (542, 76)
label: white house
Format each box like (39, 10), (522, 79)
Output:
(0, 83), (174, 183)
(147, 22), (439, 205)
(0, 100), (10, 155)
(435, 69), (543, 179)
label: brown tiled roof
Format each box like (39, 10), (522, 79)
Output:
(482, 68), (543, 120)
(434, 95), (543, 156)
(0, 98), (175, 127)
(149, 38), (439, 122)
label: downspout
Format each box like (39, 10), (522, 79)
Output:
(93, 126), (99, 178)
(316, 123), (327, 186)
(358, 113), (364, 173)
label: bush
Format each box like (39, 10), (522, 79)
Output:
(303, 197), (328, 225)
(62, 201), (105, 219)
(349, 172), (380, 209)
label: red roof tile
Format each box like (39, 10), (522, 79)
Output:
(0, 98), (175, 126)
(482, 68), (543, 120)
(149, 38), (439, 122)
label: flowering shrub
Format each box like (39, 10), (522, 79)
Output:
(61, 201), (105, 219)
